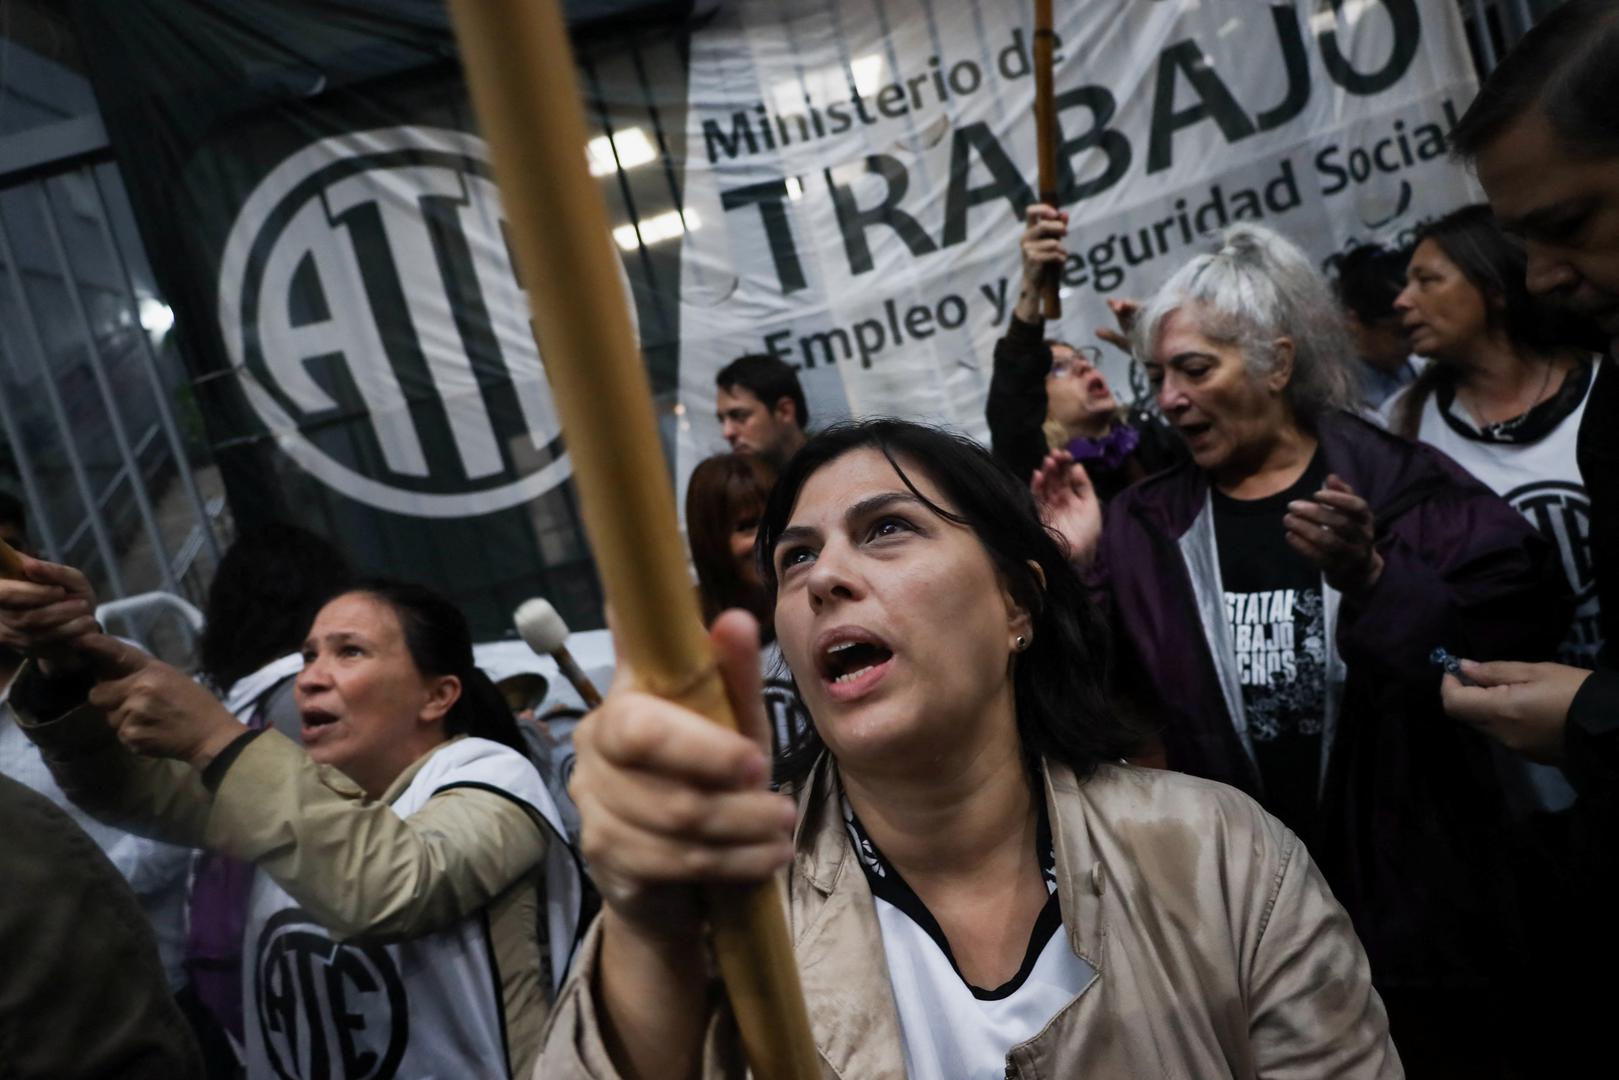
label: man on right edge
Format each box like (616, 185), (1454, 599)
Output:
(1442, 14), (1619, 1056)
(1440, 0), (1619, 804)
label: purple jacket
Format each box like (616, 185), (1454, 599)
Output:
(1098, 411), (1571, 988)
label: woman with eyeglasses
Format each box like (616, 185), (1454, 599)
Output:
(986, 203), (1184, 501)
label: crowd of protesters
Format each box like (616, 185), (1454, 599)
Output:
(5, 2), (1619, 1077)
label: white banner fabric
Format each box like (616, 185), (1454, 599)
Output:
(672, 0), (1481, 498)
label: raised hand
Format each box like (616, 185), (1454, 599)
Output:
(0, 556), (100, 675)
(1031, 450), (1102, 566)
(568, 609), (796, 943)
(1095, 297), (1142, 355)
(79, 634), (243, 768)
(1283, 474), (1384, 595)
(1014, 203), (1068, 323)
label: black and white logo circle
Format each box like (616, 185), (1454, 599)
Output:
(1505, 480), (1593, 603)
(256, 909), (409, 1080)
(219, 126), (632, 518)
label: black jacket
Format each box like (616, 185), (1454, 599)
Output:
(985, 315), (1183, 498)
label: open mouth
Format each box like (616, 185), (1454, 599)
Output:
(300, 708), (339, 731)
(1178, 420), (1213, 442)
(822, 640), (893, 683)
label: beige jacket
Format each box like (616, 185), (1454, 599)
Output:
(17, 687), (554, 1075)
(542, 757), (1401, 1079)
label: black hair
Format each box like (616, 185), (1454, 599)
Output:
(0, 491), (25, 537)
(199, 524), (352, 693)
(349, 578), (530, 759)
(1390, 204), (1580, 436)
(715, 354), (809, 430)
(1451, 0), (1619, 161)
(1327, 243), (1409, 324)
(755, 419), (1140, 787)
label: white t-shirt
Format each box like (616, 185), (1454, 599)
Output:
(843, 798), (1095, 1079)
(1388, 361), (1601, 666)
(241, 737), (581, 1080)
(1387, 361), (1601, 811)
(761, 641), (812, 763)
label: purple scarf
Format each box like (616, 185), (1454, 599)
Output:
(1065, 423), (1140, 471)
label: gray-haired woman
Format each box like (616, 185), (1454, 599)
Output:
(1036, 223), (1572, 1076)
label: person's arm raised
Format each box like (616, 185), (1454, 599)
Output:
(1013, 203), (1067, 324)
(567, 610), (797, 1080)
(1031, 449), (1103, 567)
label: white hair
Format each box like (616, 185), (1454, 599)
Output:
(1130, 224), (1358, 422)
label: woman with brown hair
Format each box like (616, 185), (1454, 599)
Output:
(684, 453), (776, 630)
(686, 453), (809, 758)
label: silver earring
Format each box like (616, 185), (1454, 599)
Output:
(1015, 635), (1028, 651)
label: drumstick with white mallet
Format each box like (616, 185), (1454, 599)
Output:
(514, 598), (602, 710)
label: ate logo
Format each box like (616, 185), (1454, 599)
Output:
(218, 127), (631, 518)
(1506, 481), (1594, 604)
(255, 910), (409, 1080)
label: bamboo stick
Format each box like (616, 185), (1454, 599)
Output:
(1033, 0), (1062, 320)
(443, 2), (820, 1076)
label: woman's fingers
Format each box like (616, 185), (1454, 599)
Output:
(1285, 501), (1360, 536)
(579, 796), (792, 884)
(18, 554), (93, 596)
(1095, 326), (1130, 353)
(586, 690), (768, 790)
(593, 768), (796, 844)
(1106, 297), (1141, 331)
(4, 595), (95, 631)
(1022, 203), (1066, 227)
(1283, 514), (1360, 558)
(0, 579), (67, 609)
(709, 609), (775, 762)
(1312, 487), (1374, 521)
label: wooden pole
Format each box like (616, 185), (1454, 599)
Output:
(443, 3), (820, 1077)
(1033, 0), (1062, 320)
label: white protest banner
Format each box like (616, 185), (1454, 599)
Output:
(672, 0), (1481, 493)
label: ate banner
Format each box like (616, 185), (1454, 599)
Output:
(671, 0), (1481, 499)
(69, 0), (661, 636)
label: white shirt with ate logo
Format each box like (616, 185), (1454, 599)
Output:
(241, 738), (577, 1080)
(1394, 370), (1600, 811)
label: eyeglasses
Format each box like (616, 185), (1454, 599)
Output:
(1049, 345), (1103, 379)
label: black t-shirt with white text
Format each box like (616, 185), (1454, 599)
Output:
(1212, 451), (1330, 844)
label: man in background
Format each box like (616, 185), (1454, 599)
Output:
(714, 354), (808, 470)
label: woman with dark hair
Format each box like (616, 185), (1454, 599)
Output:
(685, 453), (811, 763)
(684, 453), (775, 629)
(1036, 223), (1570, 1076)
(1388, 204), (1603, 671)
(543, 418), (1398, 1078)
(0, 568), (583, 1080)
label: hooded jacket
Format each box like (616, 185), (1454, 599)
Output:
(1096, 410), (1571, 987)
